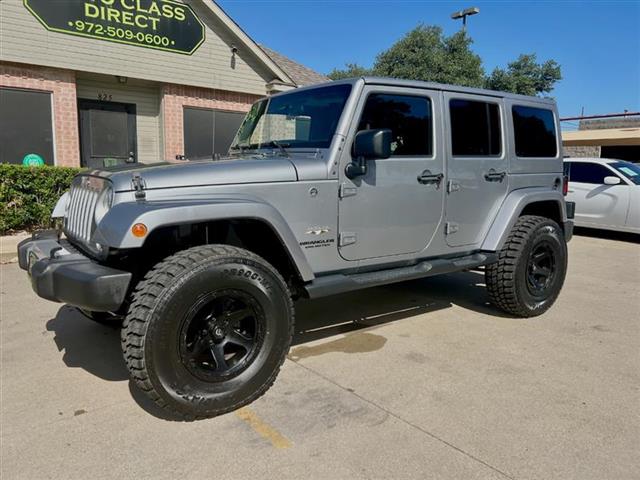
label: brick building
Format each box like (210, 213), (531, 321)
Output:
(0, 0), (327, 168)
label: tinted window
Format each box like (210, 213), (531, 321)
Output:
(611, 161), (640, 185)
(184, 108), (245, 160)
(512, 106), (557, 157)
(567, 162), (616, 184)
(358, 94), (432, 156)
(450, 99), (501, 156)
(0, 88), (54, 165)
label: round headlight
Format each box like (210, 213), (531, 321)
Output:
(94, 186), (114, 224)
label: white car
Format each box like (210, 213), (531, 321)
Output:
(564, 158), (640, 234)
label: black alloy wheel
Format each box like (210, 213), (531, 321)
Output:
(525, 242), (557, 298)
(179, 290), (265, 382)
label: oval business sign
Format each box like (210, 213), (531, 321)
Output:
(24, 0), (205, 55)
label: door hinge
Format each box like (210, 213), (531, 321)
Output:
(339, 183), (357, 199)
(447, 180), (460, 194)
(445, 222), (459, 235)
(339, 232), (357, 247)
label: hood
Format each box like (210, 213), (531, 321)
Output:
(90, 157), (299, 192)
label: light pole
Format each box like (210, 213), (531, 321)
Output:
(451, 7), (480, 31)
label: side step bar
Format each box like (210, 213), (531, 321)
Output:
(304, 252), (497, 299)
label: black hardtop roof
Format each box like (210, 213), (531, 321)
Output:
(274, 76), (556, 106)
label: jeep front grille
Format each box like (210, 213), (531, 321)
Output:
(64, 175), (106, 244)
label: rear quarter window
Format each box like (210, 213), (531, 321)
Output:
(512, 106), (557, 158)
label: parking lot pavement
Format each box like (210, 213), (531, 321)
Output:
(1, 233), (638, 480)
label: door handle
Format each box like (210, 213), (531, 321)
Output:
(484, 169), (506, 182)
(417, 170), (444, 187)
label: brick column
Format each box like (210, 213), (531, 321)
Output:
(161, 83), (260, 161)
(0, 62), (80, 167)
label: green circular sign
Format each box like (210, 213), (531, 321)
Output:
(22, 154), (45, 167)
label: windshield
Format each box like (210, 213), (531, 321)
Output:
(611, 161), (640, 185)
(231, 84), (352, 151)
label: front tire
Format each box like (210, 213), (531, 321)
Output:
(486, 215), (567, 317)
(121, 245), (294, 420)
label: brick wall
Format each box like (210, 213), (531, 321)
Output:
(564, 145), (601, 158)
(0, 62), (80, 167)
(161, 84), (260, 160)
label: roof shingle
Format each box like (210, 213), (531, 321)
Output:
(259, 45), (329, 87)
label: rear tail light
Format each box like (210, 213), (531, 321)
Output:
(562, 175), (569, 196)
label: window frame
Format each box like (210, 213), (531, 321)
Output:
(0, 87), (56, 165)
(448, 96), (504, 159)
(511, 104), (559, 159)
(354, 90), (436, 159)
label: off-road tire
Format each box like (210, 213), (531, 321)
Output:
(486, 215), (567, 318)
(121, 245), (294, 420)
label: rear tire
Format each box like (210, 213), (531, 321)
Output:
(486, 215), (567, 317)
(121, 245), (294, 420)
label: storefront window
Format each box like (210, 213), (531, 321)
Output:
(0, 88), (54, 165)
(183, 107), (245, 160)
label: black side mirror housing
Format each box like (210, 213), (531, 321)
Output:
(346, 129), (392, 179)
(353, 129), (392, 159)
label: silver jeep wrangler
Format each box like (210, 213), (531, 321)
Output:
(19, 77), (575, 419)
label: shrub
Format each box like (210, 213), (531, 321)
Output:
(0, 164), (81, 234)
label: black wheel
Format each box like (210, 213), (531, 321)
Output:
(122, 245), (294, 420)
(486, 215), (567, 317)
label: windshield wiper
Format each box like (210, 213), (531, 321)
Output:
(263, 140), (290, 157)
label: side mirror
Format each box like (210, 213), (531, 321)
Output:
(604, 176), (621, 185)
(346, 129), (392, 179)
(353, 129), (392, 159)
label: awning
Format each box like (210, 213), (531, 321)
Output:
(562, 128), (640, 146)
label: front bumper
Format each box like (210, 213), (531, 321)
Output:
(17, 231), (131, 312)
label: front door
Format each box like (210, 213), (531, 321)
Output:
(78, 99), (137, 168)
(338, 86), (445, 261)
(444, 93), (509, 247)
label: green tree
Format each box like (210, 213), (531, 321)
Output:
(485, 54), (562, 96)
(373, 25), (485, 88)
(327, 25), (562, 96)
(327, 63), (372, 80)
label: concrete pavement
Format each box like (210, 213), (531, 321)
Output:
(1, 233), (639, 479)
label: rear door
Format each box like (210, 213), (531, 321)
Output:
(338, 86), (445, 261)
(565, 161), (630, 228)
(444, 93), (508, 247)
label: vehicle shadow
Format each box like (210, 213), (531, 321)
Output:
(573, 226), (639, 244)
(46, 306), (128, 382)
(293, 269), (510, 345)
(46, 306), (181, 420)
(46, 270), (505, 421)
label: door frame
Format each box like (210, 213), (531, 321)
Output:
(442, 91), (509, 247)
(337, 84), (445, 261)
(78, 98), (137, 168)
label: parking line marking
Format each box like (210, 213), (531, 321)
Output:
(236, 407), (292, 449)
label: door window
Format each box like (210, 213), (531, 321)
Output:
(90, 109), (129, 157)
(184, 108), (245, 160)
(0, 88), (54, 165)
(567, 162), (617, 184)
(449, 99), (501, 156)
(358, 93), (432, 156)
(512, 106), (557, 157)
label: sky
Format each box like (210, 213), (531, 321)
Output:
(218, 0), (640, 121)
